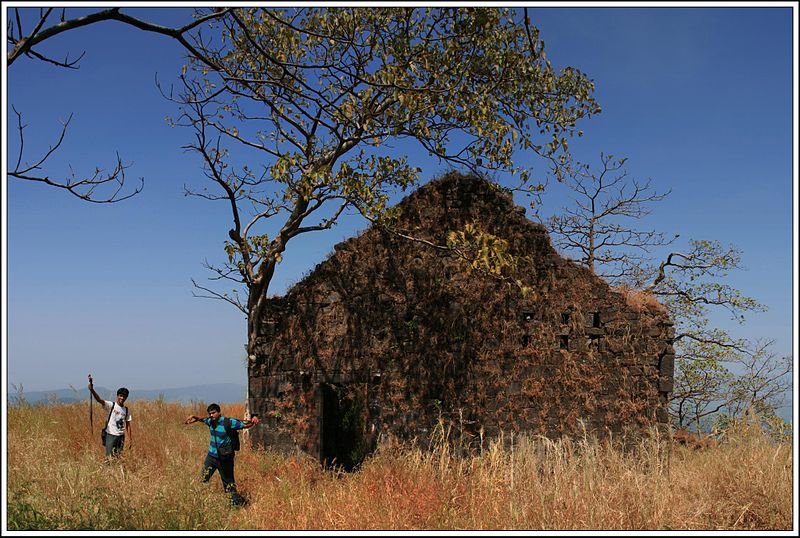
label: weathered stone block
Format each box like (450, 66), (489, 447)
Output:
(659, 376), (673, 393)
(659, 354), (675, 378)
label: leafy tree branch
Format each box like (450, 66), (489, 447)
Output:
(168, 7), (599, 355)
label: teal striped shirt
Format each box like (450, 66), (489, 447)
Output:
(201, 416), (245, 457)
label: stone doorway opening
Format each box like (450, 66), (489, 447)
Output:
(319, 382), (371, 471)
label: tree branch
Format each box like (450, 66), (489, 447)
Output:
(8, 106), (142, 203)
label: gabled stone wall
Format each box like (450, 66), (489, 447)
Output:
(248, 173), (674, 465)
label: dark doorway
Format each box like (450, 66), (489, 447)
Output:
(320, 383), (370, 471)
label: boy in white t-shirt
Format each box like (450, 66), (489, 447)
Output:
(89, 379), (132, 459)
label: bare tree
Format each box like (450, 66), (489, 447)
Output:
(726, 339), (792, 421)
(543, 153), (785, 431)
(6, 6), (229, 202)
(671, 353), (734, 430)
(545, 152), (674, 283)
(8, 106), (142, 203)
(673, 338), (792, 434)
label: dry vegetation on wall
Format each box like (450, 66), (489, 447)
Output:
(612, 284), (667, 314)
(6, 400), (792, 531)
(251, 174), (673, 454)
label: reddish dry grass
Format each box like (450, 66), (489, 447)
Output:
(6, 401), (792, 531)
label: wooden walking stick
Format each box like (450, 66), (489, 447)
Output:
(88, 374), (93, 434)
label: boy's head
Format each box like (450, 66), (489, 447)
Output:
(116, 387), (129, 404)
(207, 403), (221, 420)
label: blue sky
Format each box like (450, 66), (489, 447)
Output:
(3, 5), (797, 398)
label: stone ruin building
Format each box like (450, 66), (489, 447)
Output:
(247, 173), (675, 469)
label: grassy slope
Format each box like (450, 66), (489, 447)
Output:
(5, 400), (793, 531)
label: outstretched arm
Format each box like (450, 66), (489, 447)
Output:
(241, 415), (260, 429)
(184, 415), (204, 424)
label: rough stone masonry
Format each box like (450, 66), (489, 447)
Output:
(247, 173), (674, 468)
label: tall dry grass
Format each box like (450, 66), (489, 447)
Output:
(5, 400), (793, 531)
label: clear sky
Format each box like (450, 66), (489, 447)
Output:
(3, 4), (797, 397)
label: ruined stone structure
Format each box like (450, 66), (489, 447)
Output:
(248, 173), (674, 469)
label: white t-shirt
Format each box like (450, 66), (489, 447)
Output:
(103, 401), (132, 436)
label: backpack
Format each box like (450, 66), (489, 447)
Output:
(223, 417), (240, 452)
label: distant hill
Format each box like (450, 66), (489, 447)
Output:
(8, 383), (247, 406)
(9, 384), (792, 425)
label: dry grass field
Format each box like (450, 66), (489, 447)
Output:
(5, 400), (794, 531)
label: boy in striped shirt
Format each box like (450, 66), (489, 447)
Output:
(185, 403), (260, 507)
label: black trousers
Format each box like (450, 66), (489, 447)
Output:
(202, 454), (244, 505)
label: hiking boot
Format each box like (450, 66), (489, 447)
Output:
(230, 495), (248, 508)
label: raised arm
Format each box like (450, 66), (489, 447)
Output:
(88, 377), (105, 405)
